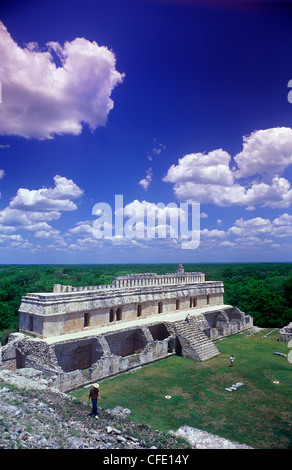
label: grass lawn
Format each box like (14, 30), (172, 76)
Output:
(70, 329), (292, 449)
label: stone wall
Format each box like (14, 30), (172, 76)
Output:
(53, 265), (206, 292)
(2, 305), (253, 392)
(279, 322), (292, 342)
(203, 307), (253, 340)
(1, 322), (178, 392)
(19, 280), (224, 339)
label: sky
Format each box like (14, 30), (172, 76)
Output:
(0, 0), (292, 264)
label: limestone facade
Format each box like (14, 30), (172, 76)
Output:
(19, 265), (224, 339)
(2, 304), (253, 393)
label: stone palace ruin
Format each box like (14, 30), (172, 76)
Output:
(1, 265), (253, 391)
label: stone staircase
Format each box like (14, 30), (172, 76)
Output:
(172, 318), (220, 362)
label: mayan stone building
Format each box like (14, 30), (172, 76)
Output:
(1, 265), (253, 391)
(18, 264), (223, 338)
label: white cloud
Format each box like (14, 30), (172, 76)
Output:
(0, 232), (34, 251)
(56, 204), (292, 258)
(0, 207), (53, 231)
(0, 233), (24, 243)
(221, 241), (236, 247)
(170, 177), (292, 208)
(0, 175), (83, 245)
(234, 127), (292, 179)
(139, 168), (153, 190)
(120, 199), (185, 223)
(273, 213), (292, 226)
(44, 175), (84, 200)
(26, 211), (61, 222)
(163, 149), (241, 206)
(169, 180), (246, 206)
(10, 190), (78, 212)
(69, 198), (200, 251)
(34, 229), (60, 239)
(228, 217), (272, 237)
(193, 211), (292, 257)
(164, 149), (233, 186)
(68, 221), (93, 236)
(163, 127), (292, 209)
(228, 214), (292, 238)
(10, 175), (83, 212)
(201, 228), (226, 238)
(0, 22), (124, 139)
(0, 224), (16, 233)
(240, 176), (292, 209)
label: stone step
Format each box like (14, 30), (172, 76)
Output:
(173, 319), (220, 361)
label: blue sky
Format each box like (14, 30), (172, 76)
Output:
(0, 0), (292, 264)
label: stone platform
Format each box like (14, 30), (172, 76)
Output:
(1, 304), (253, 392)
(1, 266), (253, 392)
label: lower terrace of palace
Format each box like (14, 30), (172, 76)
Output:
(44, 303), (229, 345)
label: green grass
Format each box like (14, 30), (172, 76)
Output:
(70, 329), (292, 449)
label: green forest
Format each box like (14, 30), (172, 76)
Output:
(0, 263), (291, 344)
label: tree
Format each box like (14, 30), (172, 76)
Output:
(283, 276), (292, 307)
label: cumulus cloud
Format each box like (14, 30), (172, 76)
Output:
(0, 22), (124, 139)
(0, 233), (25, 247)
(164, 149), (233, 186)
(163, 149), (238, 206)
(120, 199), (186, 223)
(73, 199), (199, 248)
(0, 207), (54, 231)
(234, 127), (292, 180)
(0, 175), (83, 252)
(273, 213), (292, 226)
(163, 127), (292, 209)
(228, 214), (292, 238)
(34, 228), (60, 239)
(195, 211), (292, 257)
(57, 195), (292, 256)
(228, 217), (272, 237)
(201, 228), (226, 238)
(0, 175), (83, 242)
(10, 175), (83, 212)
(68, 220), (93, 236)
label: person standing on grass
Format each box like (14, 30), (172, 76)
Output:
(229, 355), (235, 367)
(88, 383), (102, 418)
